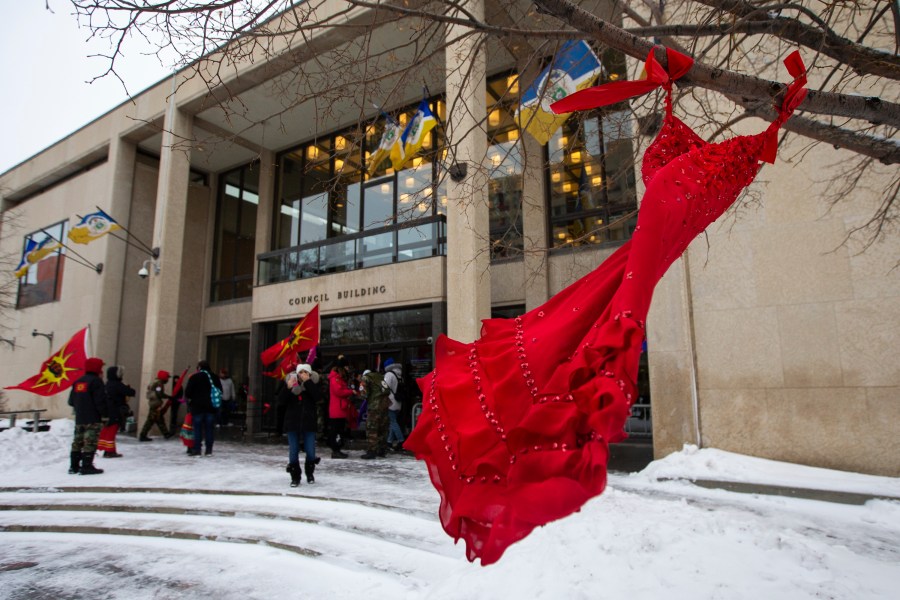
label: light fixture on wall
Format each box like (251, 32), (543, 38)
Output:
(32, 330), (53, 350)
(0, 336), (15, 349)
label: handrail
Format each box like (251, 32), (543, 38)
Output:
(257, 215), (447, 286)
(0, 409), (49, 433)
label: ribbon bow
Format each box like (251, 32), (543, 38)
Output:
(551, 47), (694, 114)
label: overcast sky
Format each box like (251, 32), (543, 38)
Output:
(0, 2), (171, 174)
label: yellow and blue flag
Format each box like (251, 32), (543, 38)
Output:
(67, 209), (121, 245)
(516, 41), (604, 145)
(15, 236), (62, 278)
(367, 119), (405, 176)
(399, 100), (438, 168)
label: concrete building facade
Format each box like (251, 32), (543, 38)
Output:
(1, 1), (897, 476)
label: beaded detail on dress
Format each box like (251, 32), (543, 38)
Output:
(405, 47), (807, 566)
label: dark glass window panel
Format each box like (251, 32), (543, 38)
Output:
(373, 306), (432, 342)
(364, 180), (394, 229)
(16, 221), (67, 310)
(212, 163), (258, 302)
(321, 313), (370, 345)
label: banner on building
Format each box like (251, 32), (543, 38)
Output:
(260, 304), (320, 368)
(516, 40), (604, 145)
(68, 209), (122, 245)
(367, 119), (405, 175)
(4, 327), (90, 396)
(399, 99), (438, 169)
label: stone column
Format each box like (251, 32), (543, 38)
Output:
(94, 137), (137, 363)
(520, 122), (550, 310)
(445, 0), (490, 343)
(139, 100), (193, 428)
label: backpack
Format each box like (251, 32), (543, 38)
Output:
(392, 373), (410, 408)
(205, 371), (222, 409)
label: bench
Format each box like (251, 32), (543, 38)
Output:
(0, 409), (49, 433)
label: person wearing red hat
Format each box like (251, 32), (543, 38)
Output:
(139, 370), (174, 441)
(67, 356), (108, 475)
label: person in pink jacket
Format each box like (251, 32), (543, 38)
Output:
(327, 356), (353, 458)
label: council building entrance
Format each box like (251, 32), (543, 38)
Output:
(257, 304), (442, 434)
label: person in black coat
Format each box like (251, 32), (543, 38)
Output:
(67, 357), (108, 475)
(278, 363), (321, 486)
(183, 360), (223, 456)
(98, 365), (135, 458)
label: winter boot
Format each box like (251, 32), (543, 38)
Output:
(288, 462), (301, 487)
(304, 459), (316, 484)
(360, 451), (377, 460)
(331, 450), (348, 459)
(139, 436), (153, 442)
(79, 452), (104, 475)
(68, 451), (81, 474)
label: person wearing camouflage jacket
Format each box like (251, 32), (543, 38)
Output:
(140, 370), (173, 441)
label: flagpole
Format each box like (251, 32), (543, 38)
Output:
(94, 206), (159, 258)
(40, 229), (103, 274)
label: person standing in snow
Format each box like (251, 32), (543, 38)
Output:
(67, 357), (108, 475)
(218, 367), (236, 426)
(98, 365), (135, 458)
(140, 370), (173, 441)
(383, 358), (406, 451)
(327, 356), (353, 459)
(279, 364), (321, 486)
(184, 360), (223, 456)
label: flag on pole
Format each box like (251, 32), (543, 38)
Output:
(67, 209), (122, 245)
(15, 237), (62, 278)
(4, 327), (90, 396)
(398, 99), (438, 169)
(263, 354), (297, 380)
(367, 119), (405, 175)
(171, 367), (191, 398)
(515, 40), (604, 145)
(260, 304), (320, 367)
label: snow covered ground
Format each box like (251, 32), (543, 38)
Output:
(0, 419), (897, 599)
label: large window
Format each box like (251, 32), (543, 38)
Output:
(16, 221), (66, 309)
(276, 108), (442, 253)
(211, 163), (259, 302)
(487, 73), (524, 259)
(548, 50), (637, 248)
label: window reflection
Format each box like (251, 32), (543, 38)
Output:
(212, 163), (258, 302)
(486, 74), (523, 259)
(16, 221), (67, 309)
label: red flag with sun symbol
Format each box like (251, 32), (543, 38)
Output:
(260, 304), (320, 367)
(5, 327), (90, 396)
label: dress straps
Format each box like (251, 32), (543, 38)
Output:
(551, 46), (693, 115)
(761, 51), (808, 163)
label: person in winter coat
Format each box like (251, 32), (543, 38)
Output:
(140, 370), (173, 441)
(327, 356), (353, 459)
(98, 365), (135, 458)
(184, 360), (223, 456)
(278, 364), (321, 486)
(67, 357), (108, 475)
(360, 369), (390, 460)
(383, 358), (406, 450)
(218, 368), (236, 426)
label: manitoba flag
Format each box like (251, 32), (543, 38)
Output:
(260, 304), (320, 368)
(5, 327), (90, 396)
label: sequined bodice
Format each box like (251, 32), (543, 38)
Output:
(641, 113), (704, 183)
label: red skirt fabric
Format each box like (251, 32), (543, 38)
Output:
(180, 413), (194, 448)
(97, 424), (119, 453)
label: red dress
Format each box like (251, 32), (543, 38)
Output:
(405, 48), (808, 565)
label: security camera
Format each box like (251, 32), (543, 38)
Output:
(138, 266), (149, 279)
